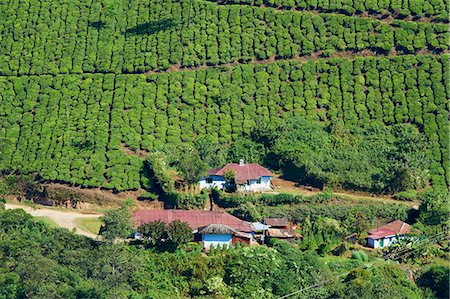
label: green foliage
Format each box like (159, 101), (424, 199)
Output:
(417, 264), (450, 299)
(170, 145), (208, 187)
(213, 191), (333, 208)
(0, 0), (446, 76)
(350, 250), (369, 262)
(222, 169), (236, 185)
(332, 264), (422, 299)
(264, 202), (410, 234)
(211, 0), (449, 21)
(417, 188), (449, 228)
(138, 221), (167, 247)
(165, 220), (193, 248)
(254, 118), (431, 193)
(394, 189), (417, 201)
(0, 55), (447, 191)
(0, 208), (437, 298)
(163, 190), (207, 209)
(142, 152), (175, 194)
(99, 207), (133, 242)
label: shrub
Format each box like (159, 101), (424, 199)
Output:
(394, 189), (417, 201)
(417, 265), (450, 299)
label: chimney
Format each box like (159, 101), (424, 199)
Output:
(239, 159), (245, 166)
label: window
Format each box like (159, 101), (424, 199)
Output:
(206, 178), (213, 184)
(256, 178), (261, 184)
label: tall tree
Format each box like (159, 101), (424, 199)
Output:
(172, 144), (207, 188)
(166, 220), (192, 247)
(99, 206), (133, 243)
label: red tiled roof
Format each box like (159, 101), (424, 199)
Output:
(368, 220), (411, 239)
(208, 163), (273, 184)
(132, 210), (255, 232)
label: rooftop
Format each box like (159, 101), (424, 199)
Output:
(267, 228), (300, 238)
(132, 210), (255, 232)
(368, 220), (411, 239)
(198, 224), (237, 235)
(207, 163), (273, 184)
(264, 218), (288, 227)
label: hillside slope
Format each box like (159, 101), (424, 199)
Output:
(0, 0), (448, 192)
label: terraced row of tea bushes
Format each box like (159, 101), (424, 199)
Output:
(0, 55), (448, 190)
(0, 0), (448, 76)
(211, 188), (333, 208)
(211, 0), (449, 22)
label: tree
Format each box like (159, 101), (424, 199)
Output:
(172, 145), (207, 188)
(194, 135), (228, 168)
(417, 188), (449, 227)
(166, 220), (192, 247)
(142, 152), (175, 195)
(99, 206), (133, 243)
(138, 221), (167, 246)
(222, 169), (235, 185)
(92, 244), (138, 298)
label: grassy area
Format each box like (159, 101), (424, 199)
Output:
(34, 216), (59, 228)
(75, 218), (102, 235)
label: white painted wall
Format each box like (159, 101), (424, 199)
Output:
(239, 176), (272, 192)
(199, 176), (227, 190)
(202, 234), (232, 250)
(368, 235), (404, 248)
(200, 175), (272, 192)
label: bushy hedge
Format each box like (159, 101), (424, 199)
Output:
(163, 190), (208, 210)
(212, 188), (333, 208)
(0, 55), (448, 190)
(211, 0), (449, 22)
(0, 0), (448, 76)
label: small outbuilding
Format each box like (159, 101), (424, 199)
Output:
(263, 217), (301, 243)
(198, 224), (252, 250)
(367, 220), (411, 249)
(198, 224), (236, 250)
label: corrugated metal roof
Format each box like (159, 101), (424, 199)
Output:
(132, 210), (255, 232)
(252, 222), (271, 231)
(267, 228), (299, 238)
(208, 163), (273, 184)
(264, 218), (288, 227)
(368, 220), (411, 239)
(198, 224), (237, 235)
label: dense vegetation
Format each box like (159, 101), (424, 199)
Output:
(1, 0), (448, 297)
(210, 0), (450, 22)
(1, 55), (448, 191)
(2, 203), (445, 298)
(0, 0), (448, 76)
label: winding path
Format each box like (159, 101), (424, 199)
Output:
(5, 203), (102, 239)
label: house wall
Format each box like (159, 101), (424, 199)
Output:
(239, 176), (272, 192)
(368, 235), (403, 248)
(199, 176), (227, 190)
(202, 234), (232, 249)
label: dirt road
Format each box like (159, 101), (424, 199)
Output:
(5, 203), (102, 239)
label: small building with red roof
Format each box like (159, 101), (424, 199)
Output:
(199, 159), (273, 192)
(367, 220), (411, 248)
(132, 210), (255, 250)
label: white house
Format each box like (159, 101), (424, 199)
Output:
(199, 160), (273, 192)
(367, 220), (411, 249)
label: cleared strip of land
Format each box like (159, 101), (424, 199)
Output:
(5, 203), (102, 238)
